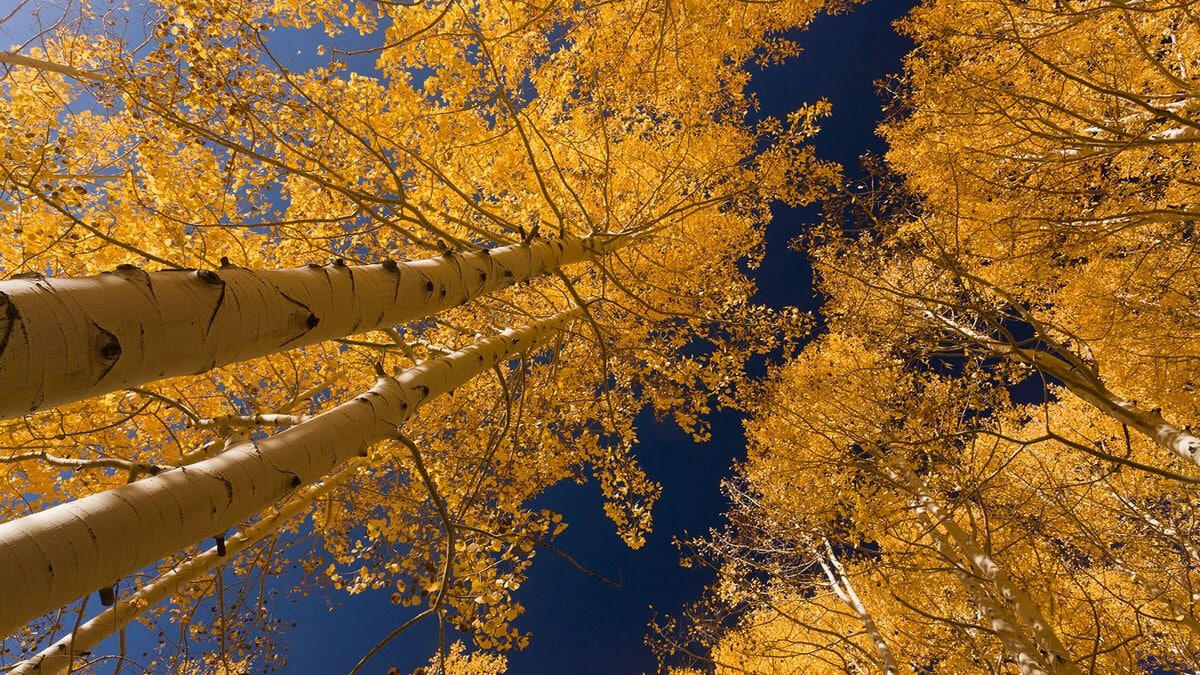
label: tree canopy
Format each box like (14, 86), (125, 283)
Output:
(4, 0), (1198, 672)
(656, 0), (1200, 673)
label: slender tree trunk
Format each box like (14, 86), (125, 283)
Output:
(0, 308), (579, 637)
(949, 547), (1048, 675)
(0, 51), (108, 83)
(1108, 486), (1200, 565)
(9, 462), (360, 675)
(818, 538), (898, 675)
(907, 500), (1048, 674)
(887, 460), (1080, 674)
(1039, 488), (1200, 639)
(0, 234), (619, 419)
(1026, 349), (1200, 468)
(932, 313), (1200, 468)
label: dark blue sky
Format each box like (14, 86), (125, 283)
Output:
(269, 3), (919, 673)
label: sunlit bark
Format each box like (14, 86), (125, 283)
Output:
(0, 235), (617, 418)
(818, 539), (898, 675)
(887, 458), (1081, 675)
(0, 307), (579, 636)
(9, 462), (360, 675)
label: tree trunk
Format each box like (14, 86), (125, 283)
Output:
(949, 548), (1048, 675)
(818, 539), (898, 675)
(932, 312), (1200, 468)
(0, 307), (579, 637)
(0, 234), (618, 419)
(888, 459), (1080, 674)
(9, 462), (360, 675)
(1026, 349), (1200, 468)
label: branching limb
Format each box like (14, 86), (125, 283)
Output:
(350, 433), (456, 675)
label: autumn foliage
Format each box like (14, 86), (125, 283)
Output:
(0, 0), (832, 671)
(655, 0), (1200, 673)
(3, 0), (1198, 672)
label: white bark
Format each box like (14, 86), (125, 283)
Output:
(890, 461), (1080, 674)
(9, 462), (360, 674)
(0, 308), (579, 637)
(0, 234), (618, 418)
(818, 539), (898, 675)
(907, 498), (1048, 674)
(191, 413), (311, 430)
(1032, 353), (1200, 468)
(1108, 487), (1200, 566)
(949, 548), (1048, 675)
(932, 312), (1200, 468)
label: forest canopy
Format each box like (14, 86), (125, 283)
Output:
(1, 0), (1198, 673)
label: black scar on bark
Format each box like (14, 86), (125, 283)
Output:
(98, 585), (116, 606)
(0, 292), (18, 362)
(111, 264), (156, 300)
(93, 322), (122, 383)
(276, 290), (321, 349)
(193, 270), (227, 334)
(213, 475), (234, 507)
(195, 269), (222, 284)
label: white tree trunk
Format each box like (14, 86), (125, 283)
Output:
(1028, 349), (1200, 468)
(906, 502), (1048, 674)
(0, 308), (579, 637)
(818, 539), (898, 675)
(949, 549), (1048, 675)
(0, 234), (617, 418)
(931, 312), (1200, 468)
(889, 460), (1080, 674)
(9, 462), (361, 674)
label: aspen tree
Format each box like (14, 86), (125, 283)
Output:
(660, 1), (1200, 671)
(0, 233), (619, 418)
(860, 0), (1200, 466)
(812, 238), (1200, 473)
(1, 0), (840, 666)
(817, 540), (897, 675)
(0, 308), (579, 638)
(660, 335), (1200, 672)
(9, 462), (362, 675)
(879, 457), (1078, 674)
(653, 476), (900, 674)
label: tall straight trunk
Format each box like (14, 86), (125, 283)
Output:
(932, 313), (1200, 468)
(817, 539), (898, 675)
(947, 544), (1048, 675)
(0, 308), (579, 637)
(891, 467), (1047, 673)
(10, 462), (361, 675)
(0, 234), (618, 419)
(886, 459), (1080, 675)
